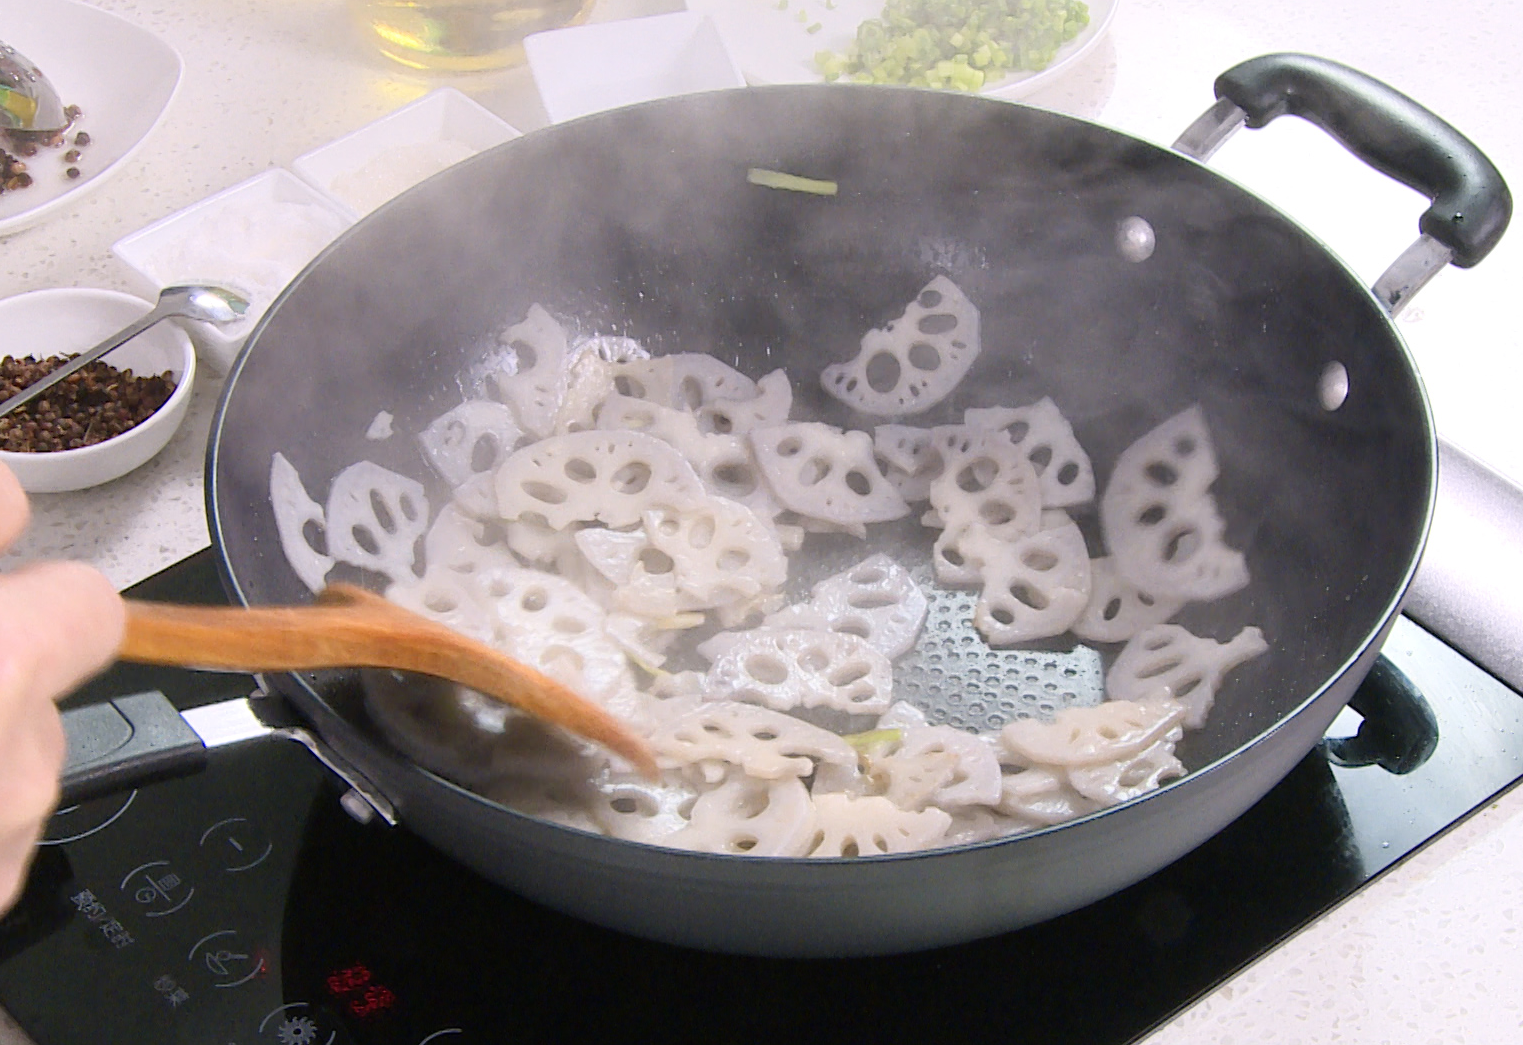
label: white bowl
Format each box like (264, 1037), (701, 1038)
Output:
(525, 11), (745, 124)
(292, 88), (521, 220)
(0, 288), (196, 493)
(110, 169), (355, 374)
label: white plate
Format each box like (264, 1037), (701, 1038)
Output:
(683, 0), (1116, 100)
(0, 0), (182, 237)
(292, 88), (521, 220)
(526, 12), (745, 124)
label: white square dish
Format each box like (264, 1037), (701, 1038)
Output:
(291, 88), (521, 220)
(525, 12), (745, 125)
(110, 169), (355, 373)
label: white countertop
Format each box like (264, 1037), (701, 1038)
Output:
(3, 0), (1522, 1041)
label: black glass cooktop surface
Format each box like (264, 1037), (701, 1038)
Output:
(3, 548), (1522, 1045)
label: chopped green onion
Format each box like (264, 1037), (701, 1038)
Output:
(843, 728), (903, 754)
(746, 167), (839, 196)
(814, 0), (1090, 91)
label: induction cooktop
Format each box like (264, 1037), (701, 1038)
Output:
(2, 547), (1522, 1045)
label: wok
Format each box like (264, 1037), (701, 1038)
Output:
(200, 54), (1506, 956)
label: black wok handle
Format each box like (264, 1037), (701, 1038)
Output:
(58, 691), (208, 805)
(1214, 53), (1511, 269)
(56, 690), (398, 824)
(1321, 654), (1439, 775)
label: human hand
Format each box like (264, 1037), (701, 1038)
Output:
(0, 463), (125, 914)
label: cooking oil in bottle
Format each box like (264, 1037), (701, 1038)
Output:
(348, 0), (595, 73)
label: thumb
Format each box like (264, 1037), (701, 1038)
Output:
(0, 561), (125, 704)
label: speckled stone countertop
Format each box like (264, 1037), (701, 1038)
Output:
(3, 0), (1522, 1041)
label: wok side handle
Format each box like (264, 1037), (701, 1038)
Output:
(1212, 53), (1511, 271)
(58, 691), (209, 806)
(1321, 655), (1439, 775)
(56, 690), (401, 825)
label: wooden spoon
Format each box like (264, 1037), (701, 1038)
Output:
(119, 581), (657, 778)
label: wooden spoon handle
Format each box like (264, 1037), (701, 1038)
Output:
(120, 582), (657, 777)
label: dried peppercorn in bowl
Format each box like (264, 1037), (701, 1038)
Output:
(0, 287), (196, 493)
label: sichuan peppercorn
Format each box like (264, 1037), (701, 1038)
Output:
(0, 354), (176, 452)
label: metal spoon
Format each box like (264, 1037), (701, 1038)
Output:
(0, 40), (69, 136)
(0, 284), (249, 421)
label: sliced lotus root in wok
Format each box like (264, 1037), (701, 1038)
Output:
(997, 696), (1188, 768)
(873, 423), (941, 503)
(587, 771), (700, 846)
(927, 425), (1043, 544)
(820, 275), (981, 418)
(877, 699), (929, 731)
(1066, 736), (1185, 806)
(385, 569), (496, 646)
(421, 503), (516, 580)
(944, 806), (1039, 845)
(669, 772), (818, 857)
(574, 333), (650, 365)
(270, 452), (334, 592)
(642, 668), (712, 722)
(573, 525), (650, 586)
(764, 553), (928, 660)
(597, 392), (780, 519)
(698, 626), (895, 716)
(494, 429), (706, 531)
(874, 424), (936, 476)
(750, 421), (911, 528)
(324, 460), (429, 583)
(964, 518), (1092, 646)
(599, 555), (699, 625)
(696, 367), (793, 436)
(964, 397), (1095, 508)
(1099, 405), (1249, 602)
(609, 353), (757, 412)
(602, 612), (678, 673)
(1106, 623), (1269, 729)
(450, 471), (500, 521)
(929, 526), (985, 588)
(551, 350), (616, 435)
(925, 426), (1044, 586)
(773, 508), (870, 543)
(490, 304), (572, 439)
(643, 498), (788, 607)
(571, 500), (786, 626)
(994, 766), (1103, 827)
(869, 725), (1003, 811)
(499, 516), (589, 586)
(650, 701), (858, 782)
(1071, 555), (1186, 645)
(468, 563), (635, 707)
(804, 793), (953, 857)
(418, 400), (525, 488)
(931, 505), (1073, 594)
